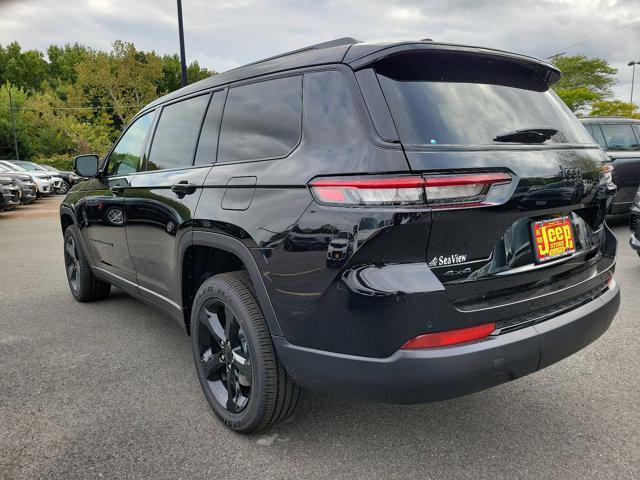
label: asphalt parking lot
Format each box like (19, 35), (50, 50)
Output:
(1, 195), (639, 479)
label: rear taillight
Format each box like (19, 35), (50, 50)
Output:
(401, 322), (496, 349)
(309, 173), (511, 208)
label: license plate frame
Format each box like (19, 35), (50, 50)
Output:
(531, 216), (576, 264)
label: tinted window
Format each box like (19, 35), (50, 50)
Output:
(147, 95), (210, 171)
(194, 90), (226, 165)
(590, 124), (607, 148)
(109, 111), (154, 175)
(218, 76), (302, 162)
(375, 51), (593, 146)
(599, 124), (640, 151)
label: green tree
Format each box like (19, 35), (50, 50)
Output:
(0, 83), (33, 160)
(552, 55), (617, 113)
(0, 42), (49, 92)
(157, 54), (214, 94)
(590, 99), (640, 119)
(72, 40), (164, 127)
(47, 43), (90, 88)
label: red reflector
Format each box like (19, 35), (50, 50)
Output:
(401, 322), (496, 349)
(310, 177), (425, 189)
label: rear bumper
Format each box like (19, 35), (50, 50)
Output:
(274, 281), (620, 404)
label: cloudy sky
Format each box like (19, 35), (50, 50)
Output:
(1, 0), (639, 101)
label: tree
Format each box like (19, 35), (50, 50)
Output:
(0, 42), (49, 92)
(47, 43), (90, 88)
(72, 40), (164, 127)
(0, 83), (33, 160)
(157, 54), (214, 94)
(552, 55), (617, 113)
(590, 100), (640, 119)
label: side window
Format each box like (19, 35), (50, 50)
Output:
(218, 76), (302, 163)
(194, 90), (226, 165)
(146, 94), (210, 171)
(600, 124), (640, 151)
(109, 111), (154, 176)
(591, 124), (607, 149)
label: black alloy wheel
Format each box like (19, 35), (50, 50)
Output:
(64, 234), (80, 293)
(196, 299), (253, 413)
(190, 271), (300, 433)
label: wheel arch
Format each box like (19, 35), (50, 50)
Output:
(180, 230), (283, 337)
(60, 205), (76, 233)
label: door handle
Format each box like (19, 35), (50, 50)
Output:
(110, 185), (125, 194)
(171, 181), (197, 197)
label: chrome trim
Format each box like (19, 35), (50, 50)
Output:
(93, 266), (181, 309)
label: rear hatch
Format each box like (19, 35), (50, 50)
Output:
(357, 47), (616, 324)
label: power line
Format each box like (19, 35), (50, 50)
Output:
(547, 18), (640, 57)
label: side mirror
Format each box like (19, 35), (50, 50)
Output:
(74, 154), (100, 178)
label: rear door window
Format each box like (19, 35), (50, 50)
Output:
(218, 76), (302, 162)
(599, 124), (640, 151)
(373, 51), (593, 147)
(146, 94), (210, 171)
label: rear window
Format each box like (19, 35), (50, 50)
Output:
(218, 76), (302, 163)
(374, 51), (594, 147)
(599, 124), (640, 151)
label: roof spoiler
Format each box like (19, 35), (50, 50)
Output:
(346, 43), (562, 87)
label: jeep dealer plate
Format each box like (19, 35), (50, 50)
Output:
(531, 216), (576, 263)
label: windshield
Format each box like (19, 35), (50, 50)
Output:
(15, 162), (41, 171)
(0, 161), (26, 172)
(374, 51), (594, 147)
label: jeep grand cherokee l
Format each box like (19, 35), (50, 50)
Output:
(60, 38), (620, 433)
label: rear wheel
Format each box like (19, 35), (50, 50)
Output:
(63, 226), (111, 302)
(190, 270), (299, 433)
(59, 180), (71, 194)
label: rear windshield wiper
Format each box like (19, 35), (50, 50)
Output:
(493, 127), (558, 144)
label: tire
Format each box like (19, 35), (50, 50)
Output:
(190, 270), (300, 433)
(63, 226), (111, 302)
(59, 180), (71, 194)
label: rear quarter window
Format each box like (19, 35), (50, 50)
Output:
(218, 76), (302, 163)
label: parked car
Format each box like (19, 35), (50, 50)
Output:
(10, 161), (67, 194)
(0, 160), (52, 197)
(580, 117), (640, 214)
(0, 164), (37, 204)
(326, 231), (352, 267)
(630, 187), (640, 256)
(0, 175), (21, 210)
(60, 38), (620, 433)
(13, 161), (81, 194)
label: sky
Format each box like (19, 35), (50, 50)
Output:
(1, 0), (639, 101)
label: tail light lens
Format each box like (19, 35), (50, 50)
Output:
(401, 322), (496, 349)
(309, 173), (511, 208)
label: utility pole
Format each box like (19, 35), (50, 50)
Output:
(176, 0), (188, 87)
(7, 85), (20, 161)
(629, 61), (638, 105)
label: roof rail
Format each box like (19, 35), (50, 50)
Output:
(236, 37), (361, 70)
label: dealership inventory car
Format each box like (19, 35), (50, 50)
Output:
(0, 160), (52, 197)
(10, 161), (68, 194)
(0, 164), (36, 204)
(580, 117), (640, 214)
(60, 38), (620, 433)
(13, 161), (81, 194)
(0, 175), (21, 210)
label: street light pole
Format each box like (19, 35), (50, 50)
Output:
(7, 86), (20, 161)
(629, 61), (638, 105)
(176, 0), (188, 87)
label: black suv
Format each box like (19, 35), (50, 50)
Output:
(61, 38), (620, 433)
(580, 117), (640, 214)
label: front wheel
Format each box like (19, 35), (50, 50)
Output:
(190, 270), (299, 433)
(63, 227), (111, 302)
